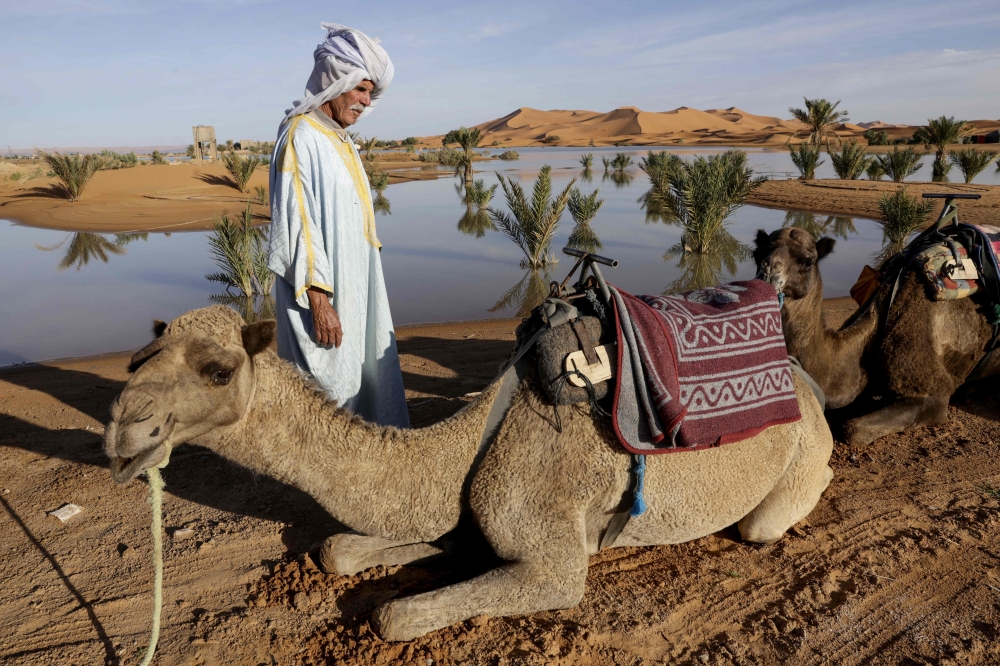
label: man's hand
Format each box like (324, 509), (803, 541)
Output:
(307, 287), (343, 348)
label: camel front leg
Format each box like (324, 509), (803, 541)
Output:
(841, 394), (950, 447)
(371, 520), (590, 642)
(319, 532), (444, 576)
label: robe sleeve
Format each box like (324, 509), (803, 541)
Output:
(267, 120), (335, 310)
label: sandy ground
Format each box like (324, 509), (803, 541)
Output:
(416, 107), (1000, 149)
(3, 155), (997, 234)
(0, 159), (446, 233)
(747, 179), (1000, 225)
(4, 305), (1000, 665)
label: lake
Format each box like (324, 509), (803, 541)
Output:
(3, 145), (975, 365)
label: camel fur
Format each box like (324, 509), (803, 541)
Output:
(754, 227), (1000, 446)
(105, 305), (834, 642)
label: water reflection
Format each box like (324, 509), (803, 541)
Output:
(579, 167), (594, 183)
(662, 230), (751, 294)
(37, 232), (149, 270)
(637, 186), (678, 225)
(456, 179), (498, 238)
(781, 211), (857, 239)
(602, 171), (633, 189)
(489, 268), (553, 318)
(373, 193), (391, 215)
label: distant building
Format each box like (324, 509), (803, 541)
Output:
(968, 130), (1000, 144)
(192, 126), (218, 160)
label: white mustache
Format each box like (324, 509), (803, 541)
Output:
(350, 104), (365, 113)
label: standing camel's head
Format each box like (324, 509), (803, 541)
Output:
(104, 306), (275, 484)
(753, 228), (835, 302)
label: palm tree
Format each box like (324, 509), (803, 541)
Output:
(221, 151), (261, 193)
(877, 146), (923, 183)
(949, 148), (998, 184)
(866, 160), (886, 181)
(566, 188), (604, 252)
(580, 154), (594, 169)
(601, 156), (611, 172)
(913, 116), (968, 178)
(443, 127), (483, 184)
(488, 165), (575, 269)
(829, 141), (870, 180)
(206, 201), (274, 322)
(611, 153), (633, 173)
(782, 211), (856, 239)
(663, 229), (750, 294)
(789, 143), (823, 180)
(368, 169), (389, 194)
(38, 151), (101, 201)
(875, 187), (932, 263)
(373, 193), (392, 216)
(788, 98), (849, 146)
(658, 150), (767, 253)
(639, 152), (683, 225)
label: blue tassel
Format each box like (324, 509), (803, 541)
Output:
(777, 292), (785, 309)
(630, 455), (647, 517)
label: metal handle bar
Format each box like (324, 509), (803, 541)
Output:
(922, 193), (982, 199)
(562, 247), (619, 267)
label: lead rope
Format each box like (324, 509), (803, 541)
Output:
(137, 463), (166, 666)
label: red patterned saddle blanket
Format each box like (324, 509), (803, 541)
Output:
(609, 280), (801, 454)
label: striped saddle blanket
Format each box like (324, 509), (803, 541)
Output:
(609, 280), (801, 454)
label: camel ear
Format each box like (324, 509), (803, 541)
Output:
(242, 320), (276, 357)
(152, 320), (167, 338)
(754, 229), (770, 249)
(816, 237), (836, 261)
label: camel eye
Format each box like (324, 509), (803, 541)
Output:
(800, 258), (815, 269)
(211, 369), (233, 386)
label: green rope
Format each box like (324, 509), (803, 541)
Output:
(137, 466), (165, 666)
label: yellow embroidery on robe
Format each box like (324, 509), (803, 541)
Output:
(286, 117), (322, 299)
(303, 115), (381, 249)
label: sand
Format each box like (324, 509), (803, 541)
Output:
(4, 307), (1000, 665)
(747, 179), (1000, 224)
(0, 158), (447, 233)
(415, 106), (1000, 149)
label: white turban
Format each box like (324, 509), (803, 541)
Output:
(285, 23), (394, 120)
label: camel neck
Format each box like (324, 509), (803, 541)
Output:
(781, 275), (882, 409)
(197, 353), (497, 541)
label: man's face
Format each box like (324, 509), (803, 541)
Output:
(321, 80), (374, 127)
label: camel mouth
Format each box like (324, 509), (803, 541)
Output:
(110, 444), (169, 484)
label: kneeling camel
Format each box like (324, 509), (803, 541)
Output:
(754, 227), (1000, 446)
(105, 306), (833, 641)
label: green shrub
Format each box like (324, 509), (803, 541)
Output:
(611, 153), (633, 173)
(497, 150), (519, 160)
(789, 142), (823, 180)
(368, 169), (389, 194)
(864, 129), (890, 146)
(489, 165), (575, 269)
(98, 150), (138, 169)
(877, 146), (922, 182)
(542, 135), (561, 144)
(829, 141), (870, 180)
(658, 150), (766, 253)
(948, 148), (999, 183)
(206, 201), (274, 322)
(186, 144), (195, 158)
(38, 151), (102, 201)
(877, 186), (932, 248)
(150, 150), (166, 165)
(253, 185), (267, 205)
(418, 148), (464, 166)
(866, 160), (886, 181)
(401, 137), (419, 146)
(10, 171), (22, 181)
(221, 151), (261, 193)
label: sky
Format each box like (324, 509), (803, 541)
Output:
(2, 0), (999, 149)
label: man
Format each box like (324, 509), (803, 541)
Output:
(268, 23), (409, 427)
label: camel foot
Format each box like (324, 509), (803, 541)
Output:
(318, 532), (444, 577)
(841, 395), (950, 446)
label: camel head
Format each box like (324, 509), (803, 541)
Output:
(104, 305), (275, 484)
(753, 228), (835, 302)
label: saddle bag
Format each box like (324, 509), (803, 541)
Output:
(535, 315), (610, 405)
